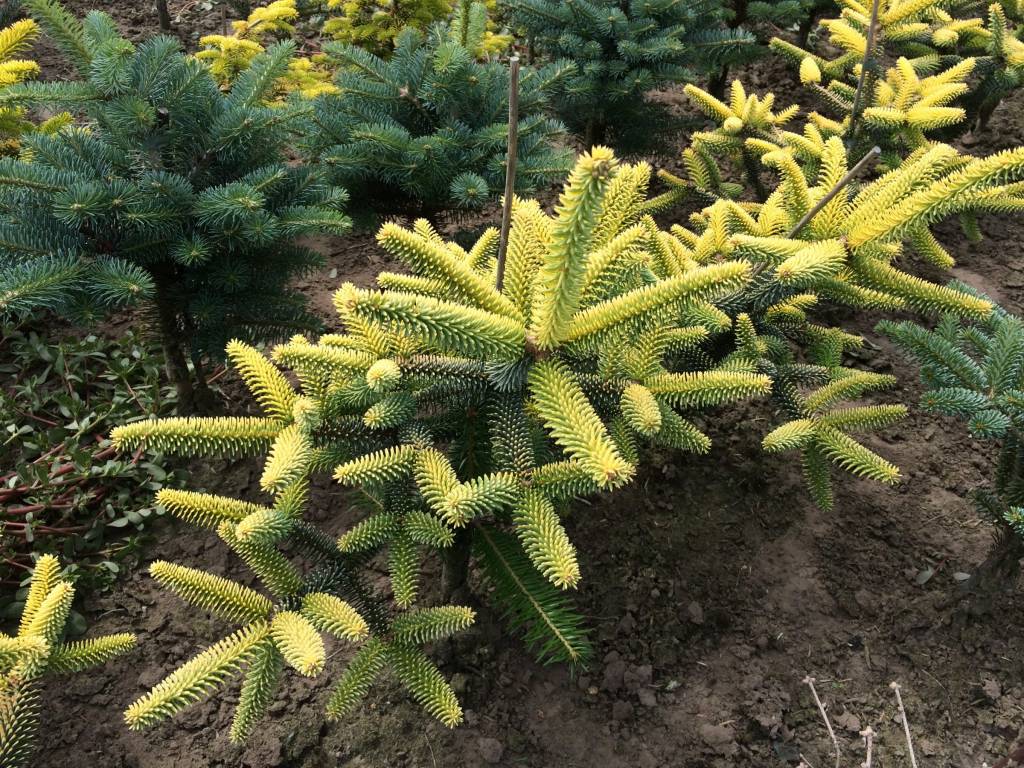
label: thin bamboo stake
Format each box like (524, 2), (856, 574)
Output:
(495, 55), (520, 293)
(787, 145), (881, 237)
(848, 0), (882, 145)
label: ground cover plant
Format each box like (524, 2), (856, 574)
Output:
(0, 1), (351, 412)
(0, 324), (183, 589)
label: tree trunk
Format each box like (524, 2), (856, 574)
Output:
(730, 0), (748, 27)
(977, 99), (998, 133)
(951, 521), (1024, 622)
(419, 208), (446, 234)
(441, 527), (473, 605)
(709, 0), (746, 94)
(181, 312), (218, 414)
(155, 0), (172, 31)
(965, 524), (1024, 599)
(152, 274), (199, 414)
(798, 13), (818, 47)
(742, 147), (768, 202)
(583, 118), (607, 150)
(188, 349), (218, 414)
(708, 67), (729, 100)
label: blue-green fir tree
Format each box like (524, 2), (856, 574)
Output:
(0, 1), (351, 412)
(301, 16), (574, 222)
(881, 294), (1024, 600)
(503, 0), (759, 150)
(740, 0), (833, 45)
(0, 0), (23, 26)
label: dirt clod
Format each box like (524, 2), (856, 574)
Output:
(478, 737), (504, 764)
(700, 722), (738, 756)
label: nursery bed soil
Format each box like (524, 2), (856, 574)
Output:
(20, 22), (1024, 768)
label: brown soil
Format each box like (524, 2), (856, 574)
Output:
(19, 5), (1024, 767)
